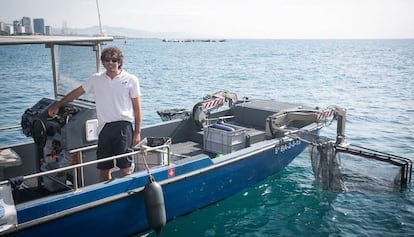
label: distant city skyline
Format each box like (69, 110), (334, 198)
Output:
(0, 16), (52, 35)
(1, 0), (414, 39)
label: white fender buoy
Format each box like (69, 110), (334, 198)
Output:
(143, 175), (166, 234)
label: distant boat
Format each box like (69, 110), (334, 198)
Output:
(162, 39), (226, 43)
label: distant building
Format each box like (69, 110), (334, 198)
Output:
(16, 24), (25, 34)
(61, 20), (69, 35)
(6, 25), (14, 35)
(45, 25), (52, 35)
(3, 16), (51, 35)
(13, 20), (20, 33)
(0, 22), (13, 35)
(0, 22), (4, 32)
(21, 16), (32, 34)
(33, 18), (45, 34)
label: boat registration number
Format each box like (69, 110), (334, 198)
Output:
(274, 140), (301, 154)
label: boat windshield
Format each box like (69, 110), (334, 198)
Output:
(56, 44), (100, 103)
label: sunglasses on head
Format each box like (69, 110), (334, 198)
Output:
(104, 57), (119, 63)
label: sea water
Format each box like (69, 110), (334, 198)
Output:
(0, 39), (413, 236)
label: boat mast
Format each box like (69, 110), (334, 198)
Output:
(96, 0), (105, 36)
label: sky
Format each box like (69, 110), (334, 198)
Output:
(1, 0), (413, 39)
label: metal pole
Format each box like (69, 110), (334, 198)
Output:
(48, 44), (58, 99)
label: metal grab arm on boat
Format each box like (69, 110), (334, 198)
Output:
(265, 105), (347, 145)
(201, 90), (238, 109)
(192, 90), (238, 127)
(333, 107), (346, 145)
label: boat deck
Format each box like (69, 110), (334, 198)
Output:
(4, 98), (310, 205)
(170, 141), (208, 164)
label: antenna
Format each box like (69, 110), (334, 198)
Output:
(62, 20), (68, 35)
(96, 0), (105, 36)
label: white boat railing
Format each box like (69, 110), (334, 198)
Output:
(0, 143), (171, 191)
(0, 125), (21, 131)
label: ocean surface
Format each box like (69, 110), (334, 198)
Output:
(1, 39), (413, 236)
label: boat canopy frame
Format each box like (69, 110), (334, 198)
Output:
(0, 36), (113, 101)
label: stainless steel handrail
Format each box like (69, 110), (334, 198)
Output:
(0, 125), (20, 131)
(0, 144), (171, 189)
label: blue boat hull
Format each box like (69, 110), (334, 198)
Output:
(6, 139), (306, 237)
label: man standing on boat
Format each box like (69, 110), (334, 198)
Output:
(48, 46), (142, 181)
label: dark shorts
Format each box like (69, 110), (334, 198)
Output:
(96, 121), (133, 170)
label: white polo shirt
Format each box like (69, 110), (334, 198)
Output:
(82, 71), (141, 133)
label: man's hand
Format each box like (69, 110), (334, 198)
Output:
(132, 131), (141, 146)
(48, 106), (59, 118)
